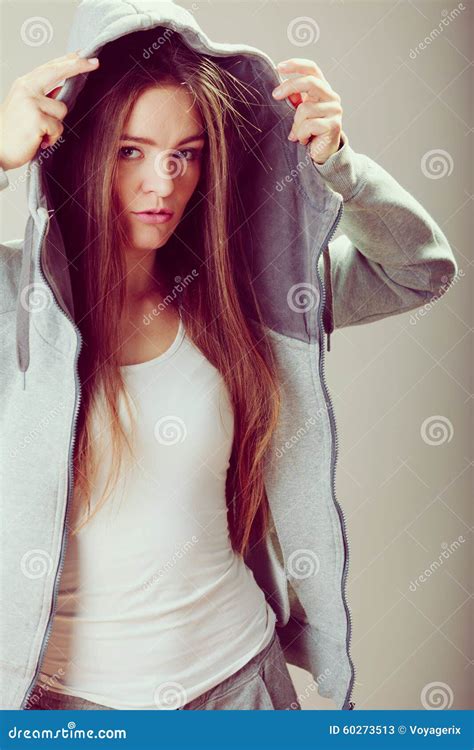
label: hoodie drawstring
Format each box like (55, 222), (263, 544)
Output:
(16, 215), (35, 390)
(322, 244), (334, 352)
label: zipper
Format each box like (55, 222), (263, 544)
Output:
(316, 199), (356, 711)
(20, 212), (83, 709)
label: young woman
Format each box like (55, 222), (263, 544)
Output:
(0, 4), (457, 712)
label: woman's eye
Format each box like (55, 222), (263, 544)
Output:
(119, 146), (141, 160)
(118, 146), (201, 163)
(172, 149), (198, 161)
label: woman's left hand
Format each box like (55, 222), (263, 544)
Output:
(272, 58), (343, 165)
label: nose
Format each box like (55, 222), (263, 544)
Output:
(141, 151), (182, 197)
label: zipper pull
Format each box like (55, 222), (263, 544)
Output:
(326, 331), (331, 352)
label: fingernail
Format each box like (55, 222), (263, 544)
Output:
(272, 88), (281, 97)
(87, 57), (99, 65)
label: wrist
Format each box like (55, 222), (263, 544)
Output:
(313, 132), (345, 165)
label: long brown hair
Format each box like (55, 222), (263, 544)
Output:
(46, 29), (281, 557)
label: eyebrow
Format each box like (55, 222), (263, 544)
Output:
(120, 132), (206, 147)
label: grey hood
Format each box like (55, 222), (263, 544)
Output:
(16, 0), (337, 387)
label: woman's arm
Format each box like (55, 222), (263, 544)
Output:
(314, 131), (458, 329)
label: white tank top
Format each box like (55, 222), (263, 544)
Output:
(38, 315), (276, 709)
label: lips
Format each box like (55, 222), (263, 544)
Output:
(133, 209), (173, 216)
(131, 210), (174, 225)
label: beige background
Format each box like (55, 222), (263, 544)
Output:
(1, 0), (472, 710)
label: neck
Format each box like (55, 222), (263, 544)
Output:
(124, 253), (166, 306)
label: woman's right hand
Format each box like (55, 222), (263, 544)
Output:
(0, 50), (99, 171)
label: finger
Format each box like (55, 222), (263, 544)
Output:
(42, 49), (82, 66)
(296, 118), (338, 145)
(277, 58), (329, 84)
(21, 54), (99, 98)
(39, 113), (64, 148)
(273, 74), (334, 103)
(37, 94), (68, 120)
(290, 100), (341, 133)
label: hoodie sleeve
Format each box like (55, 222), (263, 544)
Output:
(314, 131), (458, 330)
(0, 166), (9, 191)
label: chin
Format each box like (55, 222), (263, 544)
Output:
(131, 226), (173, 247)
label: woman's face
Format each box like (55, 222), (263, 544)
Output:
(115, 84), (205, 252)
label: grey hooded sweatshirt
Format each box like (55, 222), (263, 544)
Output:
(0, 0), (458, 711)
